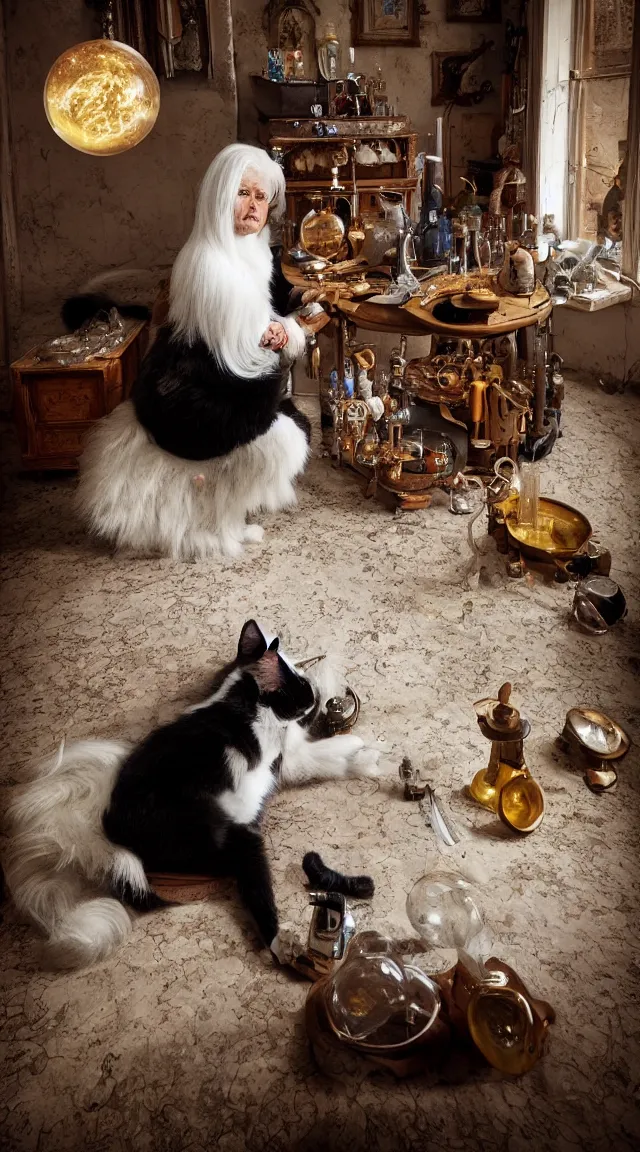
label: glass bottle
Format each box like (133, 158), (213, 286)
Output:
(317, 23), (340, 82)
(419, 137), (444, 264)
(517, 460), (540, 533)
(300, 195), (345, 260)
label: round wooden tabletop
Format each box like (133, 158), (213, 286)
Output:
(402, 279), (553, 336)
(282, 260), (552, 336)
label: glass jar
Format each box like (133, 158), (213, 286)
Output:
(317, 23), (340, 82)
(300, 196), (345, 260)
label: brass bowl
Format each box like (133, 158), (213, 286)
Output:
(379, 464), (436, 492)
(469, 762), (524, 813)
(498, 774), (545, 833)
(565, 707), (629, 760)
(468, 985), (543, 1075)
(505, 498), (591, 559)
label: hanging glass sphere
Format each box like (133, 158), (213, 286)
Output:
(44, 40), (160, 156)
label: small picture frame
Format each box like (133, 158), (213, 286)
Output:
(353, 1), (420, 48)
(446, 1), (502, 21)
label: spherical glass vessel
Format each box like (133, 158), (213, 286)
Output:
(328, 949), (409, 1042)
(300, 199), (345, 260)
(325, 933), (441, 1049)
(44, 40), (160, 156)
(406, 872), (483, 952)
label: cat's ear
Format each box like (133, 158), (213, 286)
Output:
(238, 620), (268, 662)
(268, 637), (279, 652)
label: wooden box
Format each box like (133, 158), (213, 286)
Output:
(11, 320), (148, 471)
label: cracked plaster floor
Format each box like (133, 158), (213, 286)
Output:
(0, 376), (639, 1152)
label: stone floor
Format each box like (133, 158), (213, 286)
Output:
(1, 378), (639, 1152)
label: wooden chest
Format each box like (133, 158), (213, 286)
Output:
(11, 320), (148, 471)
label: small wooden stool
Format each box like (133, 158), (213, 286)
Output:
(11, 319), (148, 472)
(147, 873), (228, 903)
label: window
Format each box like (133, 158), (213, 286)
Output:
(537, 0), (639, 283)
(568, 0), (635, 260)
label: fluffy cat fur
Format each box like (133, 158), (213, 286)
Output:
(76, 397), (310, 561)
(3, 623), (379, 970)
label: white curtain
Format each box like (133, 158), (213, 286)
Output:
(0, 2), (20, 410)
(622, 0), (640, 279)
(206, 0), (238, 132)
(523, 0), (547, 222)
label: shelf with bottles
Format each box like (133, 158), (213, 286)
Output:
(282, 180), (419, 234)
(273, 141), (414, 186)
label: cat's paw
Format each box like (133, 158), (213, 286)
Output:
(219, 534), (244, 559)
(270, 924), (303, 965)
(329, 734), (365, 758)
(312, 734), (366, 778)
(348, 745), (381, 778)
(243, 523), (265, 544)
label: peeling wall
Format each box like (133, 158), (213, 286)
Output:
(6, 1), (515, 338)
(553, 299), (640, 386)
(5, 0), (236, 340)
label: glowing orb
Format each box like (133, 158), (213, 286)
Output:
(44, 39), (160, 156)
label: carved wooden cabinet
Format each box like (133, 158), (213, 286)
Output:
(266, 116), (419, 229)
(12, 320), (148, 471)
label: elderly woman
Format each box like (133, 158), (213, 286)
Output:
(76, 144), (310, 561)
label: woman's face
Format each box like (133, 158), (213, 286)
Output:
(234, 171), (270, 236)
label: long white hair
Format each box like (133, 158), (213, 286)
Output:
(169, 144), (287, 378)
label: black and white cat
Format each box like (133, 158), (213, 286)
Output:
(3, 622), (379, 969)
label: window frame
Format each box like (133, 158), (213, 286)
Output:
(537, 0), (639, 280)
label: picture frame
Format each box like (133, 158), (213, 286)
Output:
(266, 3), (318, 80)
(431, 40), (494, 105)
(446, 1), (502, 22)
(352, 1), (420, 48)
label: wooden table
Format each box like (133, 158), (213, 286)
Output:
(285, 260), (555, 508)
(284, 261), (553, 438)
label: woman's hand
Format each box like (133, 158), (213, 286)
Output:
(260, 322), (289, 351)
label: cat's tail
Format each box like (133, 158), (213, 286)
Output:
(3, 739), (150, 969)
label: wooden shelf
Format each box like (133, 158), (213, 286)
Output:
(269, 135), (416, 146)
(281, 177), (419, 189)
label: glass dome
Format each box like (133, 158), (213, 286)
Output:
(406, 872), (483, 952)
(325, 933), (441, 1050)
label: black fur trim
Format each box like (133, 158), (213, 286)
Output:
(302, 851), (375, 900)
(61, 293), (150, 332)
(132, 326), (293, 460)
(279, 397), (312, 444)
(270, 250), (297, 316)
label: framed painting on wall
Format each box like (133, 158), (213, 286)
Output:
(353, 1), (420, 48)
(446, 1), (502, 21)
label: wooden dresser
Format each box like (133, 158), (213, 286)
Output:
(11, 320), (148, 472)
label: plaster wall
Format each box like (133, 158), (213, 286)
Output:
(6, 0), (514, 342)
(5, 0), (236, 340)
(552, 299), (640, 386)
